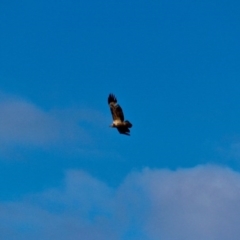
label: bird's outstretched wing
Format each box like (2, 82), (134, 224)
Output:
(108, 94), (124, 122)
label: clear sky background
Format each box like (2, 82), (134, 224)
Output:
(1, 0), (240, 239)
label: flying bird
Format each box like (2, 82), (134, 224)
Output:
(108, 94), (133, 136)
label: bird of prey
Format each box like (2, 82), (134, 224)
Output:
(108, 94), (133, 136)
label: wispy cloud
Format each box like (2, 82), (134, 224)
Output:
(1, 165), (240, 239)
(213, 138), (240, 163)
(0, 94), (108, 157)
(0, 99), (62, 146)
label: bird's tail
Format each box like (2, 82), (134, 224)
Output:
(124, 120), (132, 128)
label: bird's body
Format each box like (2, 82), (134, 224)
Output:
(108, 94), (132, 136)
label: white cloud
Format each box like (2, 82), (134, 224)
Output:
(1, 165), (240, 239)
(139, 166), (240, 240)
(0, 99), (61, 145)
(0, 96), (108, 153)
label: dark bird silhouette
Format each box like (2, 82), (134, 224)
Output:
(108, 94), (132, 136)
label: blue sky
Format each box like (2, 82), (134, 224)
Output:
(1, 0), (240, 239)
